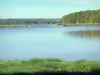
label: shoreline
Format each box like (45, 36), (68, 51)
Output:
(0, 23), (100, 28)
(56, 23), (100, 26)
(0, 25), (34, 28)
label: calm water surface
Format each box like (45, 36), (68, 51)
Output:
(0, 25), (100, 61)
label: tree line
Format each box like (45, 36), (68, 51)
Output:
(62, 9), (100, 25)
(0, 19), (62, 25)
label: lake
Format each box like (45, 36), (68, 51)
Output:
(0, 25), (100, 61)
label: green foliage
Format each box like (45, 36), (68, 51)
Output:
(62, 9), (100, 25)
(0, 59), (100, 73)
(28, 58), (62, 63)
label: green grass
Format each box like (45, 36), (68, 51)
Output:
(52, 24), (58, 27)
(0, 59), (100, 74)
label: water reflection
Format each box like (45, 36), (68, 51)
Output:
(63, 30), (100, 38)
(0, 28), (100, 60)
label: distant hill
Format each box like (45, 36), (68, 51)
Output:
(62, 9), (100, 25)
(0, 18), (62, 25)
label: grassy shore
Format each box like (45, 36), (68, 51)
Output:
(0, 59), (100, 74)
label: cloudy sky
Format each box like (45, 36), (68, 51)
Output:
(0, 0), (100, 18)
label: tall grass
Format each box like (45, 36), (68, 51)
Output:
(0, 59), (100, 74)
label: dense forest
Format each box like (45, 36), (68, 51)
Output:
(62, 9), (100, 25)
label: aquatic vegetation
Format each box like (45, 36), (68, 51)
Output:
(0, 59), (100, 74)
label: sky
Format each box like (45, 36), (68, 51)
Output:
(0, 0), (100, 19)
